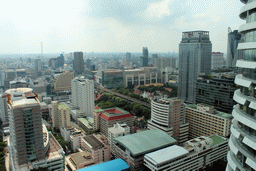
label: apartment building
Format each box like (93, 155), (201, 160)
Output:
(54, 71), (74, 92)
(144, 134), (228, 171)
(51, 101), (71, 130)
(185, 104), (232, 139)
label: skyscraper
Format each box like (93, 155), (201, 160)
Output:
(226, 28), (241, 68)
(86, 59), (91, 70)
(178, 31), (212, 104)
(126, 52), (131, 62)
(140, 47), (148, 67)
(71, 76), (94, 117)
(226, 1), (256, 171)
(73, 51), (84, 74)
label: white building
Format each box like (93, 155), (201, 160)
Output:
(211, 52), (224, 69)
(71, 76), (94, 117)
(144, 135), (228, 171)
(0, 94), (8, 123)
(226, 1), (256, 170)
(108, 123), (130, 154)
(69, 134), (84, 152)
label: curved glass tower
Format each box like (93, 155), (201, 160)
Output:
(226, 1), (256, 171)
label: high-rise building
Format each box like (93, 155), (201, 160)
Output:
(154, 57), (177, 69)
(196, 76), (237, 114)
(140, 47), (148, 67)
(226, 28), (241, 68)
(56, 54), (64, 68)
(126, 52), (131, 62)
(54, 71), (74, 92)
(178, 31), (212, 104)
(6, 88), (65, 170)
(226, 1), (256, 171)
(35, 59), (42, 72)
(51, 101), (71, 130)
(73, 51), (84, 74)
(147, 97), (189, 144)
(86, 59), (91, 70)
(211, 52), (224, 69)
(0, 94), (8, 124)
(71, 76), (94, 117)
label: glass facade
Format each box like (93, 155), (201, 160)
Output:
(102, 71), (124, 89)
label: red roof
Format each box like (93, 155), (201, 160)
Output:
(104, 109), (123, 114)
(95, 106), (101, 110)
(99, 113), (133, 121)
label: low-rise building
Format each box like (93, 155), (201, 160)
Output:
(108, 123), (130, 155)
(78, 117), (94, 133)
(185, 104), (232, 139)
(60, 126), (82, 142)
(113, 129), (177, 171)
(98, 107), (133, 137)
(69, 133), (84, 152)
(144, 134), (228, 171)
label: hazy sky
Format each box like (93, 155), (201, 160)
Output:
(0, 0), (244, 54)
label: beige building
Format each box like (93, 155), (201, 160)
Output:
(52, 101), (71, 130)
(148, 97), (189, 144)
(185, 104), (232, 139)
(54, 71), (74, 92)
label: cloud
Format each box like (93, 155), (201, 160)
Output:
(145, 0), (174, 18)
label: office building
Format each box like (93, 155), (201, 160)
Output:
(185, 104), (232, 139)
(56, 54), (64, 68)
(54, 70), (74, 92)
(144, 135), (228, 171)
(108, 123), (130, 154)
(154, 57), (177, 69)
(178, 31), (212, 104)
(113, 129), (177, 171)
(226, 28), (241, 68)
(126, 52), (131, 62)
(148, 97), (189, 144)
(35, 59), (42, 71)
(86, 59), (91, 70)
(140, 47), (148, 67)
(73, 51), (84, 74)
(0, 94), (8, 124)
(226, 1), (256, 171)
(71, 76), (94, 117)
(6, 88), (65, 170)
(51, 101), (71, 130)
(98, 107), (133, 137)
(211, 52), (224, 69)
(196, 76), (237, 114)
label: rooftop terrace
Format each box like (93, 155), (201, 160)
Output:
(209, 134), (227, 146)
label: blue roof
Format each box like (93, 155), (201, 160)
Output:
(77, 159), (129, 171)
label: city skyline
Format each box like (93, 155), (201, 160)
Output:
(0, 0), (243, 54)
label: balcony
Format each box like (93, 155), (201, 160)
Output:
(233, 105), (256, 130)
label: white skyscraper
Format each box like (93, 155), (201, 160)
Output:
(71, 76), (94, 117)
(226, 1), (256, 171)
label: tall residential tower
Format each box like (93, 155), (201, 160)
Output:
(73, 52), (84, 74)
(178, 31), (212, 104)
(226, 28), (241, 68)
(226, 1), (256, 171)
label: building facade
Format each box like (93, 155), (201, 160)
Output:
(178, 31), (212, 104)
(211, 52), (224, 69)
(54, 71), (74, 92)
(140, 47), (148, 67)
(73, 52), (84, 74)
(147, 98), (189, 144)
(51, 101), (71, 130)
(71, 76), (94, 117)
(98, 107), (133, 137)
(196, 76), (237, 114)
(226, 1), (256, 171)
(185, 104), (232, 139)
(226, 28), (241, 68)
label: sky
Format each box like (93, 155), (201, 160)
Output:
(0, 0), (244, 54)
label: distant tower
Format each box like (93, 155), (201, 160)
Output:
(226, 27), (241, 68)
(178, 31), (212, 104)
(140, 47), (148, 67)
(126, 52), (131, 63)
(41, 42), (43, 59)
(73, 52), (84, 74)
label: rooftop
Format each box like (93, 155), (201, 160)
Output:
(144, 145), (189, 165)
(77, 159), (129, 171)
(100, 107), (132, 121)
(210, 134), (227, 146)
(83, 135), (105, 149)
(187, 104), (197, 109)
(114, 129), (177, 156)
(58, 103), (69, 110)
(216, 112), (232, 118)
(70, 151), (93, 165)
(78, 118), (93, 129)
(12, 98), (38, 107)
